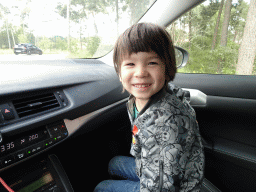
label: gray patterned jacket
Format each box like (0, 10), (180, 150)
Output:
(127, 84), (205, 192)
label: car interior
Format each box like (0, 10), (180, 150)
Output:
(1, 0), (256, 191)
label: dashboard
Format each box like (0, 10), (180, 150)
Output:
(0, 59), (128, 173)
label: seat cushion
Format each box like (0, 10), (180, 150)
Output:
(201, 178), (221, 192)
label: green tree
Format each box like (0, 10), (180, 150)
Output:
(236, 0), (256, 75)
(229, 0), (248, 43)
(87, 36), (101, 56)
(220, 0), (232, 46)
(56, 0), (106, 51)
(38, 38), (52, 50)
(126, 0), (150, 25)
(27, 32), (35, 44)
(0, 31), (8, 48)
(56, 37), (67, 50)
(212, 0), (225, 50)
(18, 34), (28, 44)
(0, 3), (4, 19)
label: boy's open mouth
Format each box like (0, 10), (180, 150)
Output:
(133, 84), (151, 88)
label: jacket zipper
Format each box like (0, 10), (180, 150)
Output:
(159, 160), (163, 192)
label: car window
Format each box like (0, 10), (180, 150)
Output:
(167, 0), (256, 76)
(0, 0), (156, 59)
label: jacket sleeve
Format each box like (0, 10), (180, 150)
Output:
(168, 83), (205, 191)
(180, 121), (205, 192)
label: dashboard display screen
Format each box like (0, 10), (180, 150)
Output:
(0, 126), (50, 156)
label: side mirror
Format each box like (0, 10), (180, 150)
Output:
(174, 46), (189, 69)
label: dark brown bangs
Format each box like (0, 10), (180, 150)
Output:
(113, 25), (153, 75)
(123, 24), (153, 55)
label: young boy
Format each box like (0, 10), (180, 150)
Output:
(94, 23), (204, 192)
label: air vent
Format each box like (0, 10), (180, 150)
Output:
(13, 93), (60, 118)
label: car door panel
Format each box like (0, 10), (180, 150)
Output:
(173, 73), (256, 99)
(58, 72), (256, 191)
(173, 73), (256, 192)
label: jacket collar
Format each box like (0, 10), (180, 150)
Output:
(127, 87), (167, 120)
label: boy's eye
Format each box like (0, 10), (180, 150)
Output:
(149, 62), (158, 65)
(125, 63), (134, 66)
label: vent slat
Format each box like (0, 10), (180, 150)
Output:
(14, 95), (56, 108)
(16, 101), (59, 114)
(13, 93), (60, 118)
(17, 103), (60, 117)
(15, 98), (57, 111)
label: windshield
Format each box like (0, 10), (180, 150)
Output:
(0, 0), (156, 59)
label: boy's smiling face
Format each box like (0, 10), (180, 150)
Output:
(119, 51), (166, 110)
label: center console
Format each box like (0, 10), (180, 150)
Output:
(0, 120), (73, 192)
(0, 120), (68, 170)
(0, 154), (73, 192)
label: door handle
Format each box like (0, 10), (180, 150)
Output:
(182, 88), (207, 106)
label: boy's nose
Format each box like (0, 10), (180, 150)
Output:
(134, 67), (148, 77)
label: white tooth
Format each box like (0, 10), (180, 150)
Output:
(134, 84), (150, 88)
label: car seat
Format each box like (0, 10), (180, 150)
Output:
(201, 178), (221, 192)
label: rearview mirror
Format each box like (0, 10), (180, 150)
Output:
(174, 46), (189, 69)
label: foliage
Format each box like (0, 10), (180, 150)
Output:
(86, 36), (101, 56)
(180, 43), (238, 74)
(18, 34), (28, 44)
(55, 37), (68, 51)
(70, 38), (79, 53)
(174, 0), (255, 75)
(0, 49), (13, 55)
(38, 38), (52, 50)
(67, 49), (92, 58)
(0, 30), (9, 48)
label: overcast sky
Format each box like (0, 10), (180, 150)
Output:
(1, 0), (251, 38)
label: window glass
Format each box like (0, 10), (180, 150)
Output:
(167, 0), (256, 75)
(0, 0), (156, 58)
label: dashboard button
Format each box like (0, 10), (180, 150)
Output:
(16, 151), (27, 160)
(46, 186), (60, 192)
(62, 132), (68, 138)
(45, 139), (55, 148)
(59, 123), (67, 132)
(56, 135), (62, 140)
(26, 143), (45, 156)
(0, 105), (15, 120)
(47, 126), (61, 137)
(2, 155), (15, 166)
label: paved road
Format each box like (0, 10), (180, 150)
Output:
(0, 54), (68, 61)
